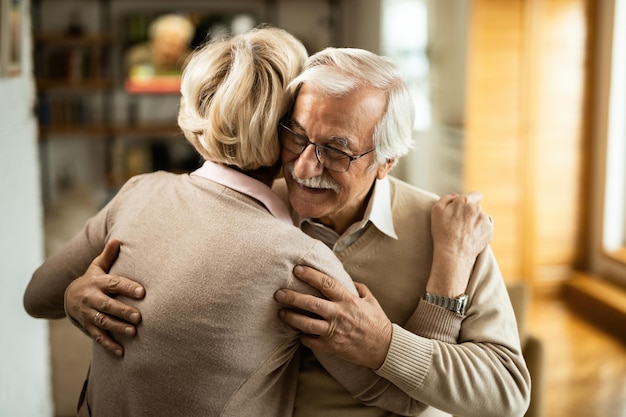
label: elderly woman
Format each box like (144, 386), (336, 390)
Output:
(24, 27), (357, 416)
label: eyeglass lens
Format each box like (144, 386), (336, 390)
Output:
(279, 124), (352, 172)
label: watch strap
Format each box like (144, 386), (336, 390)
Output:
(423, 292), (468, 315)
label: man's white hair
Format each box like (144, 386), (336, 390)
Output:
(287, 47), (415, 168)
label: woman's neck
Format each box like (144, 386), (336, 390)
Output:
(236, 163), (281, 188)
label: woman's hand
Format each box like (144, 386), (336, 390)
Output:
(65, 239), (145, 357)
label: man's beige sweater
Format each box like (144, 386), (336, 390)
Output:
(272, 177), (530, 417)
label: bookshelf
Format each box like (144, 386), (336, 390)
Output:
(33, 0), (343, 206)
(34, 35), (113, 138)
(32, 0), (189, 200)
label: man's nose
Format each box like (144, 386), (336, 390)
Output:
(293, 144), (324, 179)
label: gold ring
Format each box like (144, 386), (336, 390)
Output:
(93, 311), (103, 326)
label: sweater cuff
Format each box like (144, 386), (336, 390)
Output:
(404, 301), (463, 344)
(375, 323), (433, 393)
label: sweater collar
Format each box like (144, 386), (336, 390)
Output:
(191, 161), (292, 225)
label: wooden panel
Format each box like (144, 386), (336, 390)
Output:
(464, 0), (525, 282)
(529, 0), (589, 285)
(464, 0), (591, 289)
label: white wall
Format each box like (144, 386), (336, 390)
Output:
(0, 0), (53, 415)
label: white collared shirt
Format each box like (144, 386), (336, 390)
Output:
(295, 177), (398, 252)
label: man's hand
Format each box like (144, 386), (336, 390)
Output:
(427, 191), (493, 297)
(275, 265), (392, 370)
(65, 239), (145, 357)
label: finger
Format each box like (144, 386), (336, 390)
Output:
(300, 334), (331, 353)
(278, 308), (328, 336)
(92, 306), (139, 335)
(436, 192), (458, 208)
(481, 212), (495, 236)
(94, 239), (121, 272)
(448, 192), (484, 218)
(274, 289), (333, 319)
(457, 190), (483, 205)
(98, 274), (145, 300)
(353, 281), (372, 298)
(91, 289), (142, 325)
(89, 325), (125, 357)
(293, 265), (350, 300)
(90, 240), (145, 300)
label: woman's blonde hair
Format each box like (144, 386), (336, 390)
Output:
(178, 26), (308, 170)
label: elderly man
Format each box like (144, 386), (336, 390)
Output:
(33, 47), (530, 417)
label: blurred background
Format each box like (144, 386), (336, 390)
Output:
(1, 0), (625, 416)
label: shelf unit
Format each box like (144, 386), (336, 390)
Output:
(33, 0), (114, 137)
(32, 0), (189, 204)
(32, 0), (343, 206)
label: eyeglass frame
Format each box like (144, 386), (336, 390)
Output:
(278, 121), (376, 173)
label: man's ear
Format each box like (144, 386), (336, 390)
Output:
(376, 158), (396, 180)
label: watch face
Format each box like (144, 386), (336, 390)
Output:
(455, 295), (468, 314)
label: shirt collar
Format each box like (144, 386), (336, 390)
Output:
(294, 176), (398, 240)
(368, 176), (398, 239)
(191, 160), (292, 225)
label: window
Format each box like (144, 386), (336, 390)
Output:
(603, 0), (626, 259)
(592, 0), (626, 284)
(381, 0), (430, 131)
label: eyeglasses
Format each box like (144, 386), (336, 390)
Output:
(278, 122), (375, 173)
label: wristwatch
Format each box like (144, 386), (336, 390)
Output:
(423, 292), (468, 315)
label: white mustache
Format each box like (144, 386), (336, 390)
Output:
(285, 163), (340, 193)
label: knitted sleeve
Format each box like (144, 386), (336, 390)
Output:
(375, 248), (531, 417)
(404, 301), (463, 344)
(23, 176), (144, 319)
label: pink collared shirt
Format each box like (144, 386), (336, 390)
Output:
(191, 161), (292, 225)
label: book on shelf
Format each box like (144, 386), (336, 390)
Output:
(36, 46), (108, 83)
(37, 95), (93, 129)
